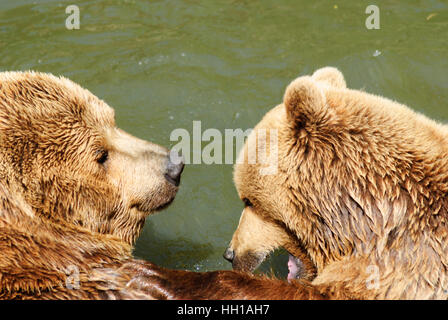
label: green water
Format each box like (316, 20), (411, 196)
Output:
(1, 0), (447, 278)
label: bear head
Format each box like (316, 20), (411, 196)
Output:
(0, 72), (184, 245)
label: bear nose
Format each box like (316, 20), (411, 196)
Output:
(164, 150), (184, 186)
(223, 247), (234, 263)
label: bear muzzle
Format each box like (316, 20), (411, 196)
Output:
(164, 150), (185, 187)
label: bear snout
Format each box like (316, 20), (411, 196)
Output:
(223, 247), (234, 263)
(164, 150), (185, 186)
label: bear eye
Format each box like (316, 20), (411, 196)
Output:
(242, 198), (253, 207)
(96, 150), (109, 165)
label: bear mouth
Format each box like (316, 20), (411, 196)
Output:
(287, 253), (302, 281)
(153, 197), (175, 212)
(286, 252), (310, 282)
(131, 193), (177, 214)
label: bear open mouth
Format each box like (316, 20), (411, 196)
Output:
(287, 253), (306, 282)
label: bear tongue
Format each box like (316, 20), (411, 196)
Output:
(287, 254), (300, 282)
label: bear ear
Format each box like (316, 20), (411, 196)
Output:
(312, 67), (346, 89)
(283, 76), (329, 129)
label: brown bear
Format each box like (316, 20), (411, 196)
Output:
(131, 67), (448, 300)
(226, 67), (448, 299)
(0, 71), (185, 299)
